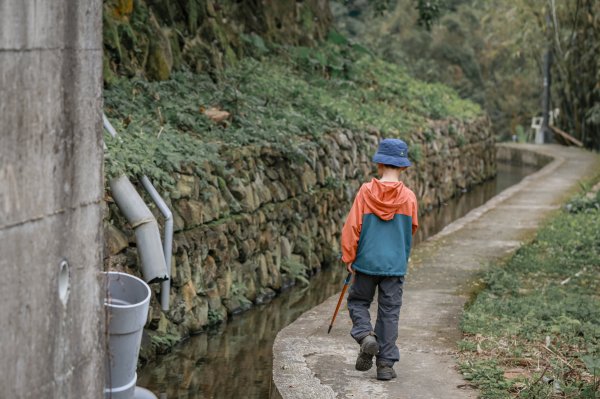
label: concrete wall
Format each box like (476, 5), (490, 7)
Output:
(0, 1), (104, 398)
(497, 144), (554, 168)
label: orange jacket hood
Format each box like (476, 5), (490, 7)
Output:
(362, 178), (410, 221)
(341, 178), (418, 267)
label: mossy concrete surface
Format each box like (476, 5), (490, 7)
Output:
(1, 1), (104, 397)
(272, 144), (599, 399)
(103, 0), (332, 81)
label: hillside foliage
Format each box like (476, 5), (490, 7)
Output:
(332, 0), (600, 149)
(104, 34), (481, 192)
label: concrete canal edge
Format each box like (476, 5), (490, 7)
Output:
(272, 144), (600, 399)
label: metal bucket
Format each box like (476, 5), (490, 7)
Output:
(104, 272), (151, 399)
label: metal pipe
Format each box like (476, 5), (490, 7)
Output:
(140, 175), (173, 311)
(541, 12), (553, 144)
(103, 116), (163, 397)
(103, 113), (118, 138)
(110, 175), (169, 284)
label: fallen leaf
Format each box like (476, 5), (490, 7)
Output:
(203, 107), (230, 123)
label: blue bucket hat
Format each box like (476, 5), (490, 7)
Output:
(372, 138), (412, 167)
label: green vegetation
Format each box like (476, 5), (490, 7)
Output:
(103, 0), (331, 81)
(459, 190), (600, 398)
(538, 0), (600, 150)
(104, 35), (480, 192)
(332, 0), (539, 140)
(281, 258), (310, 287)
(229, 282), (253, 312)
(207, 309), (224, 326)
(333, 0), (600, 149)
(149, 332), (180, 351)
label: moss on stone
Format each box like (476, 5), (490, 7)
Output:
(301, 7), (315, 35)
(145, 12), (173, 81)
(105, 0), (134, 19)
(103, 0), (333, 80)
(224, 46), (237, 66)
(103, 10), (123, 62)
(186, 0), (199, 34)
(168, 31), (182, 71)
(103, 56), (118, 87)
(146, 41), (171, 80)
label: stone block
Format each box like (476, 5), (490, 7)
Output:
(206, 286), (225, 312)
(175, 174), (199, 198)
(257, 254), (269, 288)
(216, 269), (232, 299)
(104, 223), (129, 256)
(266, 252), (281, 290)
(203, 255), (217, 286)
(186, 297), (209, 332)
(175, 199), (204, 227)
(172, 250), (192, 287)
(181, 280), (197, 311)
(191, 255), (204, 294)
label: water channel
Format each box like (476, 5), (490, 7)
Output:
(138, 161), (539, 399)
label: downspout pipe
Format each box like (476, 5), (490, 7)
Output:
(103, 113), (118, 138)
(109, 175), (169, 284)
(140, 175), (173, 311)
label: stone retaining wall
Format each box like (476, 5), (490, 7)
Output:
(103, 0), (332, 81)
(103, 117), (495, 353)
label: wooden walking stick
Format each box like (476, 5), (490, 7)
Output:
(327, 271), (353, 334)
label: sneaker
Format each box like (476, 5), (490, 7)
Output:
(355, 334), (379, 371)
(376, 360), (397, 381)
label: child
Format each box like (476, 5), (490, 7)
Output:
(341, 138), (418, 380)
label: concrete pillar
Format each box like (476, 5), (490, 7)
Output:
(0, 1), (104, 398)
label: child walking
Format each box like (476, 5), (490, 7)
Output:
(341, 138), (418, 380)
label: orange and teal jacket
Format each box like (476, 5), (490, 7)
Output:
(341, 178), (418, 276)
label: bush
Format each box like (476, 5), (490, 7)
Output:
(565, 191), (600, 214)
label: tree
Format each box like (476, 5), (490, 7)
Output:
(545, 0), (600, 149)
(333, 0), (542, 138)
(333, 0), (600, 148)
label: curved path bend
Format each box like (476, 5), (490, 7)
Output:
(273, 144), (599, 399)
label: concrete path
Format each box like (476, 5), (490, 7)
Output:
(273, 144), (599, 399)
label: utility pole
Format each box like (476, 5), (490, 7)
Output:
(539, 12), (553, 144)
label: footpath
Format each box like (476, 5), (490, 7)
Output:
(272, 144), (599, 399)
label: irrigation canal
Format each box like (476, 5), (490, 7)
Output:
(137, 161), (538, 398)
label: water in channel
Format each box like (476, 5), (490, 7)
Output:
(138, 161), (538, 399)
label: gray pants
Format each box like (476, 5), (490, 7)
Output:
(347, 271), (405, 363)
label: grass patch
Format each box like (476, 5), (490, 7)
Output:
(459, 191), (600, 398)
(103, 35), (481, 193)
